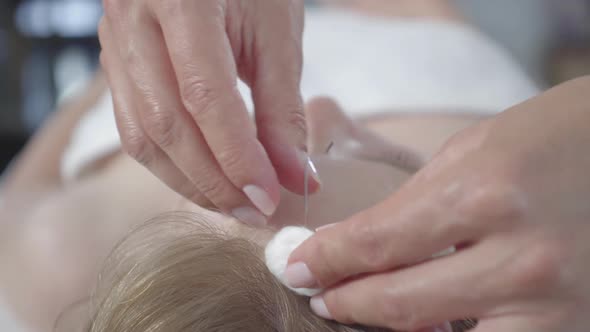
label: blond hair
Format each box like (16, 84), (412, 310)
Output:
(81, 212), (474, 332)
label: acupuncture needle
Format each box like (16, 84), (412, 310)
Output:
(303, 153), (310, 227)
(303, 143), (330, 227)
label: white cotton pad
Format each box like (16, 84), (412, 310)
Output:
(265, 226), (456, 297)
(265, 226), (322, 297)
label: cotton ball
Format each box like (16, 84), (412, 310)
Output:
(265, 226), (456, 297)
(265, 226), (322, 297)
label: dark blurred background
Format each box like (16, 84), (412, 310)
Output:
(0, 0), (589, 175)
(0, 0), (102, 173)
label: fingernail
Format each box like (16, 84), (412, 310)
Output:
(432, 246), (456, 259)
(307, 156), (321, 185)
(298, 150), (321, 185)
(243, 185), (277, 216)
(438, 322), (453, 332)
(231, 206), (267, 227)
(284, 262), (317, 288)
(310, 296), (332, 319)
(432, 324), (452, 332)
(316, 222), (337, 232)
(419, 322), (453, 332)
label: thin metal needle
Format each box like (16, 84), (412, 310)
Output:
(303, 153), (310, 226)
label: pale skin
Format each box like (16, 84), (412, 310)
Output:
(98, 0), (314, 224)
(0, 72), (477, 331)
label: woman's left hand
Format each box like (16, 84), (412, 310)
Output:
(287, 76), (590, 331)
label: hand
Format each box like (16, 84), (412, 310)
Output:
(287, 76), (590, 331)
(98, 0), (318, 226)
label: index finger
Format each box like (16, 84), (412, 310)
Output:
(286, 172), (483, 289)
(149, 0), (280, 214)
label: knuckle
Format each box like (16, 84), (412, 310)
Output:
(284, 106), (307, 144)
(323, 294), (356, 326)
(142, 108), (179, 149)
(180, 76), (219, 120)
(215, 143), (247, 176)
(190, 194), (212, 208)
(507, 237), (567, 295)
(120, 43), (142, 68)
(175, 180), (198, 198)
(121, 129), (153, 166)
(437, 120), (490, 158)
(258, 103), (307, 147)
(457, 178), (528, 227)
(308, 238), (343, 286)
(348, 220), (389, 270)
(378, 293), (419, 330)
(180, 184), (210, 207)
(195, 173), (231, 204)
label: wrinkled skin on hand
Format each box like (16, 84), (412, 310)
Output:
(99, 0), (316, 226)
(288, 76), (590, 332)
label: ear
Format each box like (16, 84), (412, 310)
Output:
(305, 96), (353, 154)
(305, 96), (425, 172)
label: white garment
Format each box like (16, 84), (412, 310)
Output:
(61, 91), (121, 180)
(61, 9), (539, 180)
(0, 300), (28, 332)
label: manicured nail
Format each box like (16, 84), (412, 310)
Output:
(431, 246), (456, 259)
(284, 262), (317, 288)
(434, 322), (453, 332)
(306, 156), (321, 185)
(243, 185), (277, 216)
(316, 222), (337, 232)
(298, 150), (321, 185)
(231, 206), (267, 227)
(417, 322), (453, 332)
(310, 296), (332, 319)
(443, 322), (454, 332)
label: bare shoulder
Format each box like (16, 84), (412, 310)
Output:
(0, 153), (178, 330)
(0, 178), (109, 330)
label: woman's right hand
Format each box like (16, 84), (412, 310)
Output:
(98, 0), (319, 227)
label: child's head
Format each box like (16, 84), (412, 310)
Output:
(85, 212), (386, 332)
(70, 98), (479, 331)
(79, 212), (475, 332)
